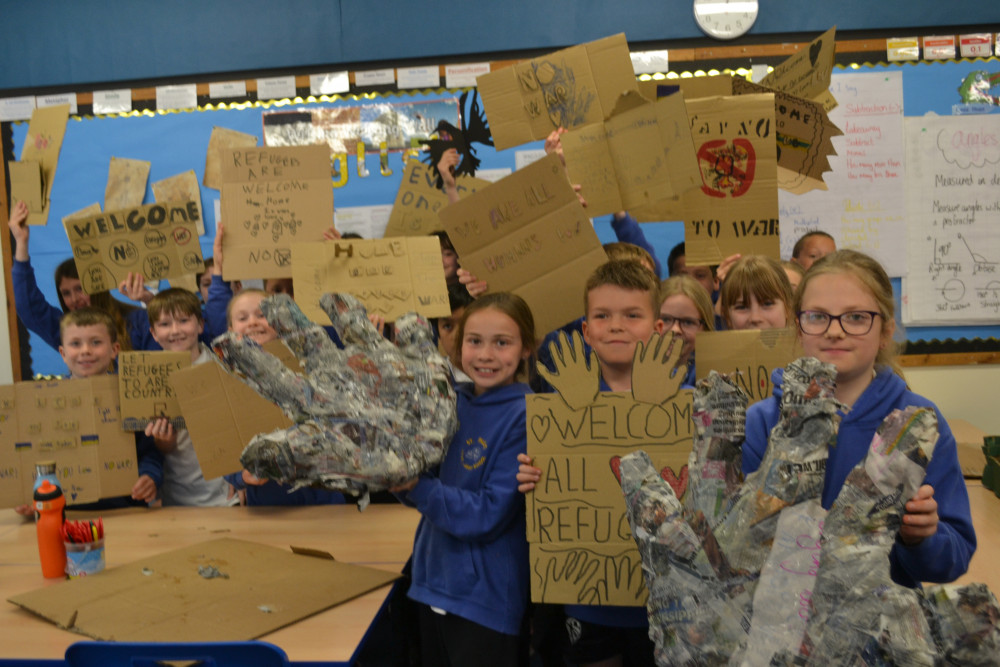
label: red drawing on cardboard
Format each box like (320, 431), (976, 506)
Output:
(697, 138), (756, 198)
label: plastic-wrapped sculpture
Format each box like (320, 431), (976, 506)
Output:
(213, 293), (458, 507)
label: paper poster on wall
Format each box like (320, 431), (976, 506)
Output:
(104, 157), (150, 211)
(903, 114), (1000, 324)
(683, 94), (780, 265)
(383, 161), (490, 237)
(117, 351), (191, 431)
(334, 204), (393, 240)
(291, 236), (451, 323)
(695, 329), (799, 405)
(63, 201), (204, 293)
(777, 71), (906, 276)
(219, 145), (334, 281)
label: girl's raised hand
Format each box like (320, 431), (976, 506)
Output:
(899, 484), (938, 545)
(119, 271), (154, 304)
(212, 222), (225, 275)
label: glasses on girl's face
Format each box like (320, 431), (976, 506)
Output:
(659, 315), (704, 332)
(797, 310), (881, 335)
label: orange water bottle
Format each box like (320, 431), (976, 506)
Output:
(34, 479), (66, 578)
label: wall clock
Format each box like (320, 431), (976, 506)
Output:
(693, 0), (759, 41)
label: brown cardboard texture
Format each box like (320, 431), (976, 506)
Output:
(219, 145), (334, 281)
(476, 34), (638, 150)
(561, 90), (700, 217)
(204, 126), (258, 190)
(63, 201), (204, 294)
(62, 203), (102, 227)
(291, 236), (451, 324)
(19, 104), (70, 226)
(732, 76), (842, 194)
(383, 160), (490, 238)
(695, 329), (800, 406)
(637, 75), (735, 103)
(682, 94), (779, 265)
(8, 160), (44, 215)
(759, 26), (838, 111)
(169, 360), (292, 481)
(0, 377), (138, 506)
(438, 153), (607, 336)
(153, 169), (206, 236)
(526, 333), (693, 606)
(117, 351), (191, 431)
(104, 157), (150, 211)
(7, 537), (400, 642)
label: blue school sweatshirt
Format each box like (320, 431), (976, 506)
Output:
(402, 381), (531, 636)
(743, 366), (976, 587)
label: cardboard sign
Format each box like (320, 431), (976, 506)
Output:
(220, 145), (335, 280)
(19, 104), (70, 226)
(382, 160), (490, 238)
(438, 153), (607, 336)
(169, 360), (292, 481)
(477, 34), (638, 150)
(695, 329), (800, 405)
(291, 236), (451, 323)
(203, 126), (258, 190)
(9, 538), (399, 642)
(62, 203), (102, 226)
(117, 351), (191, 431)
(153, 169), (206, 236)
(759, 26), (838, 112)
(8, 160), (43, 215)
(104, 157), (150, 211)
(63, 201), (204, 294)
(637, 75), (735, 103)
(561, 90), (701, 217)
(0, 377), (137, 506)
(682, 94), (779, 265)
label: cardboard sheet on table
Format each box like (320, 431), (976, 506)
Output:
(169, 360), (292, 481)
(695, 328), (800, 405)
(153, 169), (206, 236)
(476, 34), (638, 150)
(382, 160), (490, 238)
(104, 157), (150, 211)
(8, 537), (400, 642)
(19, 104), (70, 226)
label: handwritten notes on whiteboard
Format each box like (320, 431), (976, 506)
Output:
(903, 114), (1000, 324)
(778, 72), (906, 276)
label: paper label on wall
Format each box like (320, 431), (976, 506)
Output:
(630, 49), (670, 75)
(333, 204), (393, 240)
(383, 160), (490, 238)
(0, 96), (36, 121)
(104, 157), (151, 211)
(63, 201), (204, 293)
(695, 329), (799, 405)
(209, 81), (247, 99)
(438, 153), (609, 335)
(397, 67), (441, 89)
(291, 236), (450, 323)
(219, 144), (334, 280)
(922, 36), (957, 60)
(309, 71), (350, 95)
(959, 34), (993, 59)
(257, 76), (297, 100)
(36, 93), (78, 115)
(118, 351), (191, 431)
(355, 69), (395, 86)
(92, 89), (132, 115)
(887, 37), (920, 61)
(152, 170), (205, 236)
(445, 63), (490, 88)
(155, 84), (197, 110)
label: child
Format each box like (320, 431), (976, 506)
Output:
(743, 250), (976, 587)
(791, 229), (836, 270)
(431, 230), (461, 286)
(436, 282), (475, 381)
(781, 259), (805, 293)
(143, 288), (236, 507)
(394, 292), (535, 666)
(658, 274), (716, 387)
(718, 255), (793, 330)
(14, 308), (163, 516)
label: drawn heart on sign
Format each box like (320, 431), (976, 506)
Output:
(609, 455), (622, 483)
(809, 40), (823, 67)
(530, 415), (551, 442)
(660, 465), (689, 498)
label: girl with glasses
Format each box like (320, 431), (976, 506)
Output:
(657, 275), (716, 387)
(742, 250), (975, 588)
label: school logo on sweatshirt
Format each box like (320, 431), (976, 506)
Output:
(461, 437), (487, 470)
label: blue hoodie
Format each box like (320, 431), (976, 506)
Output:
(402, 381), (531, 636)
(744, 366), (976, 587)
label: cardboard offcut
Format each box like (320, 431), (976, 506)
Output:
(8, 538), (400, 642)
(204, 126), (258, 190)
(18, 104), (70, 226)
(117, 351), (191, 431)
(695, 328), (800, 406)
(8, 160), (43, 215)
(219, 144), (335, 281)
(476, 34), (638, 150)
(104, 157), (150, 212)
(437, 153), (607, 336)
(759, 26), (838, 112)
(152, 169), (206, 236)
(291, 236), (451, 323)
(383, 160), (490, 238)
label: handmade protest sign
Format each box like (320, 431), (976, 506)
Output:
(153, 170), (205, 235)
(759, 26), (838, 111)
(203, 126), (257, 190)
(438, 153), (607, 335)
(695, 328), (799, 405)
(220, 144), (334, 280)
(117, 351), (191, 431)
(104, 157), (150, 211)
(526, 333), (694, 606)
(683, 94), (779, 265)
(291, 236), (450, 323)
(477, 34), (638, 150)
(18, 104), (70, 225)
(8, 160), (43, 216)
(63, 201), (204, 293)
(383, 160), (490, 237)
(561, 90), (701, 217)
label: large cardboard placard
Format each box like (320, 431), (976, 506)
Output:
(759, 26), (838, 111)
(63, 201), (204, 294)
(117, 351), (191, 431)
(153, 169), (206, 235)
(18, 104), (70, 225)
(476, 34), (638, 150)
(9, 538), (399, 642)
(0, 377), (137, 506)
(8, 160), (43, 216)
(683, 94), (779, 265)
(695, 329), (800, 405)
(291, 236), (450, 323)
(219, 144), (334, 281)
(383, 160), (490, 237)
(561, 90), (701, 217)
(169, 360), (292, 481)
(438, 153), (607, 336)
(104, 157), (150, 211)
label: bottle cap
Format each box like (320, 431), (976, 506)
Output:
(34, 479), (62, 501)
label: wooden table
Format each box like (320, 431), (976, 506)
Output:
(0, 504), (420, 664)
(953, 482), (1000, 594)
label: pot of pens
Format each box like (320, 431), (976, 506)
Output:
(62, 518), (105, 578)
